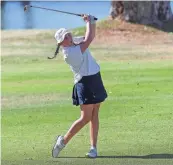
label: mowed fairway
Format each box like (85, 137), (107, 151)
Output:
(1, 29), (173, 165)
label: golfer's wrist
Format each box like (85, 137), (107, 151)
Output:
(84, 15), (95, 24)
(89, 15), (96, 24)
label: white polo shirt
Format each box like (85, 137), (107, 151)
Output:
(62, 37), (100, 84)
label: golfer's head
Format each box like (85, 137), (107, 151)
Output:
(54, 28), (73, 46)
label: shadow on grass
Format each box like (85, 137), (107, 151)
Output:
(58, 154), (173, 159)
(98, 154), (173, 159)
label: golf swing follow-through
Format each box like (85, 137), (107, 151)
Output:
(24, 5), (107, 158)
(24, 5), (98, 59)
(24, 5), (98, 20)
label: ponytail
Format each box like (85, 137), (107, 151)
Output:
(47, 43), (61, 59)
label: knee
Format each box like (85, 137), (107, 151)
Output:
(80, 115), (91, 125)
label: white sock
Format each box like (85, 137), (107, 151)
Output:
(91, 146), (97, 150)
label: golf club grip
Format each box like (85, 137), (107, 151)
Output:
(79, 14), (98, 20)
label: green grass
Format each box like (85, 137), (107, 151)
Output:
(1, 29), (173, 165)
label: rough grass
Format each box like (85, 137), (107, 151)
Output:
(1, 22), (173, 165)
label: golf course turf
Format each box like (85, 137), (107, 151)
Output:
(1, 25), (173, 165)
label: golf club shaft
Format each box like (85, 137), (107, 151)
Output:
(29, 5), (98, 20)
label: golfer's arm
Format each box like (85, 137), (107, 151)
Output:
(80, 21), (96, 53)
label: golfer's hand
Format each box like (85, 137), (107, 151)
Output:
(82, 14), (90, 23)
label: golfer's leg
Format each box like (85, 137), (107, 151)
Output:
(90, 103), (101, 147)
(63, 104), (94, 145)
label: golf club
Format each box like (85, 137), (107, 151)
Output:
(24, 5), (98, 20)
(24, 5), (98, 59)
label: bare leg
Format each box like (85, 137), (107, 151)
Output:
(63, 104), (94, 145)
(90, 103), (101, 147)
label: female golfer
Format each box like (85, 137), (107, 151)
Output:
(52, 14), (107, 158)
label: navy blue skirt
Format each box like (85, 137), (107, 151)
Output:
(72, 72), (108, 106)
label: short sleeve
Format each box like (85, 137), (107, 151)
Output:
(73, 36), (85, 44)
